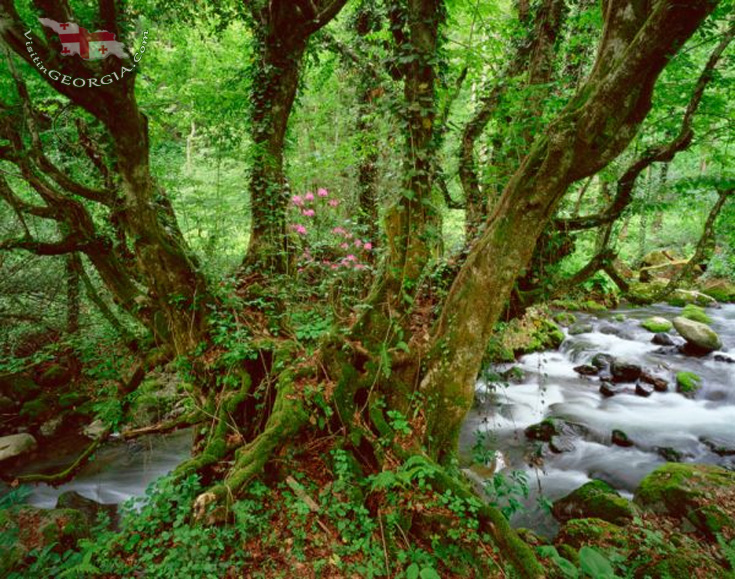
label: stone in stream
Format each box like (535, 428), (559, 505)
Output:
(640, 371), (669, 392)
(598, 368), (613, 382)
(635, 382), (654, 397)
(552, 479), (635, 525)
(611, 361), (642, 383)
(651, 332), (676, 346)
(641, 316), (673, 333)
(700, 436), (735, 457)
(611, 429), (634, 447)
(549, 436), (575, 454)
(0, 433), (37, 463)
(569, 322), (594, 335)
(591, 353), (615, 369)
(714, 354), (734, 364)
(676, 371), (702, 398)
(599, 382), (625, 397)
(56, 491), (119, 529)
(672, 316), (722, 354)
(573, 364), (598, 376)
(656, 447), (684, 462)
(524, 418), (561, 442)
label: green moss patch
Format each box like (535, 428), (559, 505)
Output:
(681, 304), (712, 324)
(676, 372), (702, 396)
(641, 316), (672, 333)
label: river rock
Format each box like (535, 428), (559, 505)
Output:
(599, 382), (624, 397)
(635, 382), (653, 397)
(552, 479), (635, 525)
(700, 436), (735, 457)
(525, 418), (561, 442)
(549, 436), (575, 454)
(714, 354), (734, 364)
(676, 371), (702, 398)
(56, 491), (118, 529)
(672, 316), (722, 353)
(668, 289), (718, 308)
(640, 371), (669, 392)
(0, 433), (37, 463)
(40, 416), (64, 438)
(656, 447), (683, 462)
(573, 364), (598, 376)
(83, 419), (108, 439)
(641, 316), (673, 333)
(591, 353), (615, 369)
(651, 332), (676, 346)
(635, 463), (735, 537)
(611, 429), (634, 447)
(569, 322), (594, 335)
(611, 361), (642, 383)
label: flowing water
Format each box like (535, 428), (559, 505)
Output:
(460, 303), (735, 537)
(22, 428), (193, 508)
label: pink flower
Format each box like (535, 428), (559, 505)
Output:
(354, 239), (362, 248)
(294, 224), (307, 235)
(345, 254), (357, 262)
(291, 195), (303, 207)
(332, 227), (346, 235)
(331, 263), (339, 270)
(304, 192), (315, 201)
(355, 264), (366, 270)
(302, 209), (315, 217)
(318, 188), (329, 197)
(328, 199), (339, 207)
(340, 243), (349, 249)
(363, 242), (373, 251)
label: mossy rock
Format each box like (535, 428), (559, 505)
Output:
(0, 374), (41, 403)
(673, 316), (722, 353)
(553, 312), (577, 327)
(625, 280), (669, 305)
(698, 278), (735, 303)
(485, 307), (565, 363)
(635, 549), (727, 579)
(36, 364), (72, 388)
(634, 463), (735, 537)
(552, 480), (636, 526)
(676, 372), (702, 397)
(19, 395), (53, 420)
(667, 289), (718, 308)
(640, 316), (672, 333)
(0, 505), (90, 575)
(555, 518), (630, 551)
(680, 304), (712, 324)
(524, 418), (562, 442)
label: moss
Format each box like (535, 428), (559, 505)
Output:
(553, 312), (577, 327)
(485, 307), (565, 364)
(681, 304), (712, 324)
(676, 371), (702, 395)
(555, 518), (629, 550)
(634, 463), (735, 536)
(552, 480), (635, 526)
(19, 396), (52, 419)
(640, 317), (672, 333)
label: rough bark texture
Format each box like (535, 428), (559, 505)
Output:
(421, 0), (718, 460)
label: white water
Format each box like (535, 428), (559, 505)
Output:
(460, 303), (735, 536)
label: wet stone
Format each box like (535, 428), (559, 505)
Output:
(574, 364), (598, 376)
(652, 333), (676, 346)
(611, 361), (642, 383)
(656, 447), (683, 462)
(700, 437), (735, 457)
(600, 382), (624, 397)
(611, 429), (634, 448)
(635, 382), (654, 397)
(592, 353), (615, 369)
(549, 436), (575, 454)
(714, 354), (734, 364)
(640, 371), (669, 392)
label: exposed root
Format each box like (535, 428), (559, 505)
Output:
(121, 411), (203, 440)
(13, 434), (107, 486)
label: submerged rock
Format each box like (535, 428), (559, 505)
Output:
(635, 382), (653, 397)
(640, 371), (669, 392)
(568, 322), (593, 336)
(552, 479), (635, 525)
(700, 436), (735, 457)
(524, 418), (562, 442)
(651, 332), (676, 346)
(599, 382), (624, 397)
(656, 447), (684, 462)
(591, 353), (614, 369)
(714, 354), (734, 364)
(549, 436), (575, 454)
(611, 429), (634, 447)
(0, 433), (37, 463)
(672, 316), (722, 353)
(573, 364), (598, 376)
(634, 463), (735, 537)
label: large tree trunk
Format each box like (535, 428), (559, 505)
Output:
(420, 0), (718, 460)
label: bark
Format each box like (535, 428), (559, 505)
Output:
(421, 0), (718, 461)
(65, 252), (81, 335)
(242, 0), (349, 273)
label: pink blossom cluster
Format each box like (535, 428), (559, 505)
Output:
(289, 187), (373, 274)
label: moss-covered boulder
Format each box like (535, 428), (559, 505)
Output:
(634, 463), (735, 537)
(673, 316), (722, 353)
(0, 373), (41, 404)
(524, 418), (562, 442)
(626, 279), (669, 304)
(485, 307), (565, 363)
(698, 278), (735, 303)
(554, 518), (630, 551)
(668, 289), (718, 308)
(552, 480), (635, 526)
(0, 505), (89, 576)
(640, 316), (673, 333)
(676, 371), (702, 398)
(681, 304), (712, 324)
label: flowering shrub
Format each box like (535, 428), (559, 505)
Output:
(289, 188), (373, 274)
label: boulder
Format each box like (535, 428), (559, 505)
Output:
(640, 371), (669, 392)
(555, 518), (630, 551)
(40, 416), (64, 438)
(525, 418), (562, 442)
(714, 354), (734, 364)
(672, 316), (722, 353)
(700, 436), (735, 457)
(56, 491), (118, 529)
(552, 479), (635, 525)
(591, 353), (615, 369)
(569, 322), (593, 336)
(635, 382), (653, 397)
(611, 361), (642, 383)
(634, 463), (735, 537)
(549, 436), (575, 454)
(83, 419), (108, 439)
(641, 316), (673, 333)
(651, 332), (676, 346)
(611, 429), (634, 447)
(0, 433), (37, 463)
(676, 371), (702, 398)
(656, 447), (684, 462)
(599, 382), (624, 397)
(668, 289), (718, 308)
(639, 249), (678, 283)
(573, 364), (598, 376)
(698, 278), (735, 303)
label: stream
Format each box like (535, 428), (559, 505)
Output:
(15, 304), (734, 539)
(460, 303), (735, 537)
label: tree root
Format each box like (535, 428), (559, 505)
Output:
(13, 434), (108, 486)
(121, 411), (203, 440)
(193, 371), (307, 518)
